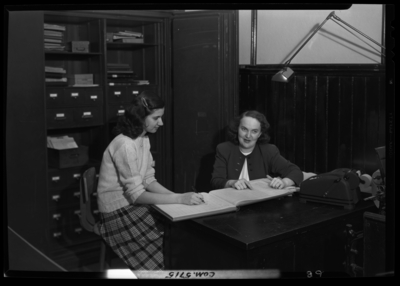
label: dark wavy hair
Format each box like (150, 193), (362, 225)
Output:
(226, 110), (271, 145)
(113, 90), (165, 139)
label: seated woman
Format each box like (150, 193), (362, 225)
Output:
(96, 90), (204, 271)
(211, 110), (303, 190)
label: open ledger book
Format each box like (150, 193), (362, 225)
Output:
(153, 179), (298, 222)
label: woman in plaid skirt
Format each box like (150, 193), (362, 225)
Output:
(96, 90), (204, 270)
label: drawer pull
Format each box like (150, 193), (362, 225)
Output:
(71, 92), (79, 98)
(73, 192), (80, 198)
(74, 210), (81, 216)
(51, 176), (60, 182)
(74, 228), (82, 234)
(52, 195), (60, 202)
(49, 93), (58, 99)
(132, 90), (139, 95)
(114, 91), (121, 96)
(82, 111), (93, 119)
(94, 210), (99, 215)
(54, 113), (66, 121)
(73, 174), (81, 180)
(90, 95), (98, 101)
(117, 109), (125, 116)
(53, 214), (61, 220)
(53, 232), (62, 238)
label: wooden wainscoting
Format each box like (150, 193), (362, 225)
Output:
(239, 65), (386, 174)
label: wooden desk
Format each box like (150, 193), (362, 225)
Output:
(164, 193), (375, 273)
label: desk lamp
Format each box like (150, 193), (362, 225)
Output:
(272, 11), (386, 83)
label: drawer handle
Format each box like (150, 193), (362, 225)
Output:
(73, 174), (81, 180)
(94, 210), (99, 215)
(92, 192), (98, 197)
(114, 91), (121, 96)
(51, 176), (60, 182)
(71, 93), (79, 98)
(82, 111), (93, 119)
(49, 93), (58, 99)
(132, 91), (139, 95)
(54, 113), (66, 121)
(90, 95), (98, 101)
(53, 232), (62, 238)
(117, 110), (125, 116)
(73, 192), (80, 198)
(53, 214), (61, 220)
(74, 228), (82, 234)
(52, 195), (60, 202)
(74, 210), (81, 216)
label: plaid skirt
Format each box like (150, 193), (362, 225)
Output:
(99, 204), (165, 270)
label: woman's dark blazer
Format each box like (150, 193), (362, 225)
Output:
(210, 141), (303, 190)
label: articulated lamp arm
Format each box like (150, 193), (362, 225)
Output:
(272, 11), (385, 83)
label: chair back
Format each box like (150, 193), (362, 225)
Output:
(79, 167), (98, 233)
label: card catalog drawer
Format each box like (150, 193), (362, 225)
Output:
(64, 88), (86, 106)
(74, 107), (103, 127)
(107, 104), (126, 123)
(48, 188), (70, 208)
(47, 109), (74, 129)
(108, 86), (127, 103)
(83, 88), (103, 106)
(47, 168), (83, 191)
(125, 86), (157, 103)
(46, 88), (65, 108)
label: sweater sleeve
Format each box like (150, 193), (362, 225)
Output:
(143, 150), (157, 187)
(210, 144), (229, 190)
(267, 145), (303, 186)
(113, 143), (146, 203)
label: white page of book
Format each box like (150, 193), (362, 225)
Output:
(210, 179), (294, 207)
(154, 192), (236, 220)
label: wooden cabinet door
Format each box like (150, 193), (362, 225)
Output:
(172, 10), (238, 193)
(6, 11), (48, 248)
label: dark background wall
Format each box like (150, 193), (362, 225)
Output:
(239, 65), (386, 175)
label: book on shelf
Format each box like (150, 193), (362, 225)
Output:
(45, 66), (66, 73)
(108, 82), (133, 86)
(153, 179), (299, 222)
(44, 38), (63, 43)
(45, 77), (67, 82)
(114, 38), (144, 44)
(71, 84), (100, 87)
(115, 30), (143, 38)
(107, 70), (135, 75)
(108, 73), (137, 78)
(44, 30), (64, 37)
(44, 23), (66, 31)
(132, 80), (149, 85)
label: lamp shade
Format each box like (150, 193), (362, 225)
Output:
(271, 67), (294, 83)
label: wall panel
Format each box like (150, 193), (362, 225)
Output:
(239, 65), (385, 175)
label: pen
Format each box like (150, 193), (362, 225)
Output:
(192, 186), (205, 203)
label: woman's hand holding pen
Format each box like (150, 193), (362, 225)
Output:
(178, 192), (205, 205)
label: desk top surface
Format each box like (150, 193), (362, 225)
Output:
(181, 193), (375, 250)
